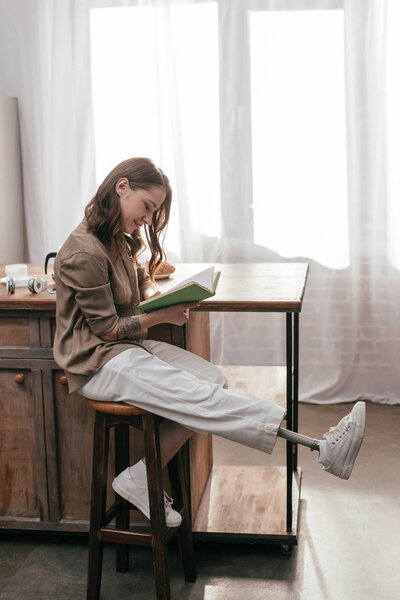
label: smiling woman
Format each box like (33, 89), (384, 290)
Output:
(54, 156), (198, 380)
(52, 153), (365, 593)
(117, 179), (166, 235)
(84, 157), (172, 280)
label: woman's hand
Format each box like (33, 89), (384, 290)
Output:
(145, 290), (162, 300)
(141, 281), (161, 301)
(101, 302), (200, 342)
(154, 302), (200, 326)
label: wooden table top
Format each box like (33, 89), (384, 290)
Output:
(0, 262), (308, 312)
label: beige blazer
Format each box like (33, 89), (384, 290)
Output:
(54, 220), (150, 393)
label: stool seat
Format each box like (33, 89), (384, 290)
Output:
(86, 399), (150, 416)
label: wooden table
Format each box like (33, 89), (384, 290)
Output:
(157, 262), (309, 546)
(0, 262), (308, 547)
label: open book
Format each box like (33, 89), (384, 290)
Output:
(138, 266), (221, 312)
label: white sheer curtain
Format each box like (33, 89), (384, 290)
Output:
(89, 0), (221, 262)
(0, 0), (399, 404)
(0, 0), (96, 261)
(212, 0), (400, 406)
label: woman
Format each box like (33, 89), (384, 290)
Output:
(54, 157), (365, 527)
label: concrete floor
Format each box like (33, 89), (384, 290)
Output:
(0, 402), (399, 600)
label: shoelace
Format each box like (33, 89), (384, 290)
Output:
(163, 492), (175, 513)
(323, 415), (352, 445)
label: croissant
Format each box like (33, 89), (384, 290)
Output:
(153, 261), (176, 275)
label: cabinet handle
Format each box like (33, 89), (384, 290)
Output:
(59, 375), (68, 385)
(15, 374), (25, 384)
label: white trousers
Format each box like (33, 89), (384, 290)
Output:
(79, 340), (286, 454)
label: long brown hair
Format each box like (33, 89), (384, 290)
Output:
(85, 157), (171, 279)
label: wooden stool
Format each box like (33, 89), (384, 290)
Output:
(84, 398), (196, 600)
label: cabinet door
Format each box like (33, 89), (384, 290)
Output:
(0, 314), (33, 347)
(46, 371), (142, 528)
(0, 313), (41, 356)
(43, 370), (95, 525)
(0, 367), (47, 524)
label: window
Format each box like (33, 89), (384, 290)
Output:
(90, 3), (220, 257)
(250, 9), (349, 269)
(90, 2), (348, 268)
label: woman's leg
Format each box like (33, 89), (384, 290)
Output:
(139, 340), (221, 467)
(277, 427), (320, 450)
(139, 342), (319, 468)
(142, 341), (366, 479)
(155, 408), (365, 483)
(81, 346), (365, 481)
(140, 339), (228, 388)
(80, 346), (285, 455)
(142, 419), (193, 467)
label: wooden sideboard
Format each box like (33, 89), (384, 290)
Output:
(0, 264), (211, 532)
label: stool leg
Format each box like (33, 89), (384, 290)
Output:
(114, 423), (130, 572)
(168, 447), (197, 583)
(143, 415), (171, 600)
(87, 413), (109, 600)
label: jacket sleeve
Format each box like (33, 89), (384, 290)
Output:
(58, 252), (119, 336)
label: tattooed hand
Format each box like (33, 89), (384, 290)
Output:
(100, 302), (200, 342)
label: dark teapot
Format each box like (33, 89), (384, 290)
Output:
(44, 252), (57, 293)
(44, 252), (57, 274)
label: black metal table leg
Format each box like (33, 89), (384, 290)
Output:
(286, 313), (293, 532)
(293, 313), (299, 472)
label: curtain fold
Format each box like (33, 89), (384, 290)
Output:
(0, 0), (398, 403)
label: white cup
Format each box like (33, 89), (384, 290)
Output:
(5, 264), (27, 279)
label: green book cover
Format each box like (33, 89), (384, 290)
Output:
(139, 267), (221, 313)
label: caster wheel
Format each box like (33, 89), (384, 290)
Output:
(280, 544), (293, 555)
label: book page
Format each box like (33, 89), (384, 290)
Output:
(167, 266), (215, 293)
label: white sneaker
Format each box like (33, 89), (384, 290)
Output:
(112, 466), (182, 527)
(318, 401), (366, 480)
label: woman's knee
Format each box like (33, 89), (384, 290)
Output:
(213, 366), (228, 388)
